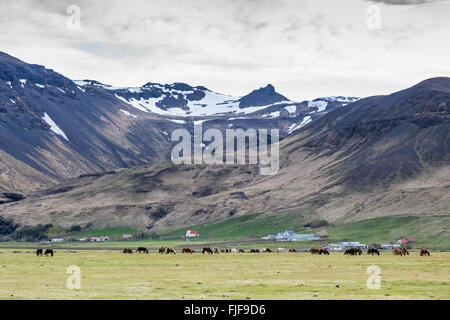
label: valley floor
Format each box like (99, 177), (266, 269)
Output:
(0, 249), (448, 300)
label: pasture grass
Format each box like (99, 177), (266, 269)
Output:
(0, 249), (448, 300)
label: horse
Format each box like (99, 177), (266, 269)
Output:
(319, 248), (329, 255)
(250, 249), (260, 253)
(344, 248), (360, 256)
(202, 247), (213, 255)
(36, 248), (43, 256)
(44, 249), (54, 256)
(123, 248), (133, 254)
(402, 248), (409, 255)
(393, 248), (404, 256)
(182, 248), (193, 254)
(309, 248), (320, 254)
(367, 248), (380, 256)
(136, 247), (148, 254)
(265, 248), (272, 253)
(289, 248), (296, 253)
(165, 248), (176, 255)
(277, 248), (287, 253)
(214, 248), (220, 254)
(239, 249), (245, 253)
(158, 246), (167, 253)
(420, 248), (430, 256)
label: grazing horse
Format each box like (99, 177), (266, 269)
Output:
(277, 248), (287, 253)
(182, 248), (193, 254)
(136, 247), (148, 254)
(214, 248), (220, 254)
(44, 249), (54, 256)
(158, 246), (167, 254)
(231, 248), (237, 253)
(402, 248), (409, 255)
(239, 249), (245, 253)
(420, 248), (430, 256)
(165, 248), (176, 255)
(344, 248), (360, 256)
(123, 248), (133, 254)
(319, 248), (329, 255)
(202, 247), (213, 255)
(250, 249), (260, 253)
(309, 248), (320, 254)
(289, 248), (296, 253)
(265, 248), (272, 253)
(393, 248), (404, 256)
(367, 248), (380, 256)
(36, 249), (43, 256)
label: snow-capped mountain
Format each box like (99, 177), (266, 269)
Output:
(0, 51), (358, 194)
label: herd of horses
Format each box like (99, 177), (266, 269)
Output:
(120, 247), (432, 256)
(33, 247), (432, 257)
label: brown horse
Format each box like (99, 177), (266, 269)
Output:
(239, 249), (245, 253)
(158, 246), (167, 253)
(420, 248), (430, 256)
(214, 248), (220, 254)
(44, 249), (54, 256)
(402, 248), (409, 255)
(182, 248), (193, 254)
(393, 248), (404, 255)
(165, 248), (176, 255)
(136, 247), (148, 254)
(123, 248), (133, 254)
(265, 248), (272, 253)
(309, 248), (320, 254)
(36, 248), (43, 256)
(289, 248), (296, 253)
(367, 248), (380, 256)
(202, 247), (213, 255)
(319, 248), (329, 255)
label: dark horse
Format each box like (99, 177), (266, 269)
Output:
(420, 248), (430, 256)
(202, 247), (213, 255)
(309, 248), (320, 254)
(36, 248), (43, 256)
(44, 249), (54, 256)
(123, 248), (133, 254)
(367, 248), (380, 256)
(344, 248), (361, 256)
(319, 248), (329, 255)
(182, 248), (193, 254)
(250, 249), (260, 253)
(165, 248), (176, 255)
(136, 247), (148, 254)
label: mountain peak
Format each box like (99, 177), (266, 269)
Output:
(239, 84), (289, 108)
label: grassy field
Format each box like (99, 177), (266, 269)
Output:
(0, 249), (448, 300)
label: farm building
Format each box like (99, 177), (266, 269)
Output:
(262, 230), (320, 242)
(122, 234), (133, 239)
(324, 241), (367, 250)
(397, 237), (416, 244)
(76, 236), (108, 242)
(50, 238), (64, 243)
(381, 243), (401, 249)
(185, 228), (199, 237)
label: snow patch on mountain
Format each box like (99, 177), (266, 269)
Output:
(42, 113), (69, 141)
(120, 109), (137, 118)
(288, 116), (312, 134)
(308, 100), (328, 113)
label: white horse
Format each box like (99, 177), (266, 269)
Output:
(231, 248), (237, 253)
(277, 248), (287, 253)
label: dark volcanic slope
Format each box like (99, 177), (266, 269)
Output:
(283, 77), (450, 190)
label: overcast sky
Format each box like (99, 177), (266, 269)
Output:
(1, 0), (449, 100)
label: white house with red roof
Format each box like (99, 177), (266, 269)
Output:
(185, 228), (199, 237)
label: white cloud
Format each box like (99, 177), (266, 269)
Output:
(0, 0), (449, 100)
